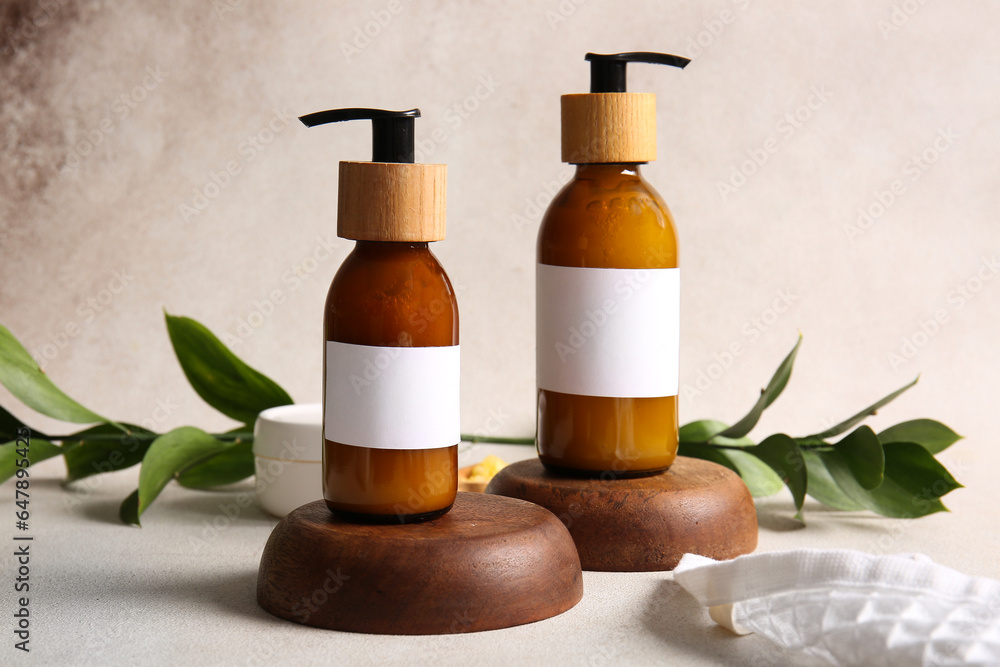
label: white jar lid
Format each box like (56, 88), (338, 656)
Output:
(253, 403), (322, 463)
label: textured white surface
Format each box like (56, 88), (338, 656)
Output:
(675, 551), (1000, 666)
(0, 442), (994, 666)
(1, 0), (998, 664)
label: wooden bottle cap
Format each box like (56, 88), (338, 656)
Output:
(337, 161), (447, 242)
(257, 493), (583, 634)
(487, 456), (758, 572)
(561, 93), (657, 164)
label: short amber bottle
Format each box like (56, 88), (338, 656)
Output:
(323, 241), (458, 521)
(300, 107), (459, 523)
(535, 52), (688, 477)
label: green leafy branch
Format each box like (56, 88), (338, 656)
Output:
(0, 314), (290, 525)
(676, 335), (961, 521)
(0, 319), (961, 526)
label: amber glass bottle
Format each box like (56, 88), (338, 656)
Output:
(324, 241), (458, 521)
(537, 164), (678, 475)
(300, 107), (459, 524)
(536, 52), (688, 477)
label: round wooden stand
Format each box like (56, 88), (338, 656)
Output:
(257, 493), (583, 634)
(486, 456), (757, 572)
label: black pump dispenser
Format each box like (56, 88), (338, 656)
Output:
(585, 52), (690, 93)
(298, 106), (445, 242)
(561, 51), (691, 164)
(299, 108), (420, 163)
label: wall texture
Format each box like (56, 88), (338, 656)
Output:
(1, 1), (996, 486)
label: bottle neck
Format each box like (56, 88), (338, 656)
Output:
(353, 240), (430, 255)
(573, 163), (643, 180)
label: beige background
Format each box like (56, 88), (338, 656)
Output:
(4, 0), (998, 509)
(4, 0), (994, 441)
(0, 6), (994, 526)
(3, 0), (998, 509)
(1, 1), (999, 664)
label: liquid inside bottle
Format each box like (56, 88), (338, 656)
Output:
(324, 241), (459, 522)
(536, 164), (678, 477)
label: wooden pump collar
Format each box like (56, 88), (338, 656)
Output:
(561, 92), (657, 164)
(337, 161), (447, 242)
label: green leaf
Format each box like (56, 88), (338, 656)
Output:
(811, 376), (919, 439)
(679, 419), (755, 447)
(165, 314), (293, 424)
(724, 449), (786, 497)
(745, 433), (807, 515)
(0, 404), (46, 442)
(0, 324), (114, 426)
(833, 426), (884, 490)
(119, 489), (140, 526)
(177, 438), (254, 489)
(63, 423), (155, 482)
(821, 442), (961, 518)
(680, 420), (785, 498)
(717, 335), (802, 439)
(677, 442), (740, 474)
(0, 437), (63, 484)
(129, 426), (230, 525)
(801, 449), (864, 511)
(878, 419), (962, 455)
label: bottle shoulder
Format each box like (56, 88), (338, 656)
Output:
(326, 244), (458, 346)
(537, 169), (678, 269)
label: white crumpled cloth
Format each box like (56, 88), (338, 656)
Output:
(673, 549), (1000, 667)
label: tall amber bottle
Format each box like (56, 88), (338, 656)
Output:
(536, 53), (689, 477)
(300, 108), (459, 523)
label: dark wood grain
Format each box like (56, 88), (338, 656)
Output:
(486, 456), (757, 571)
(257, 492), (583, 634)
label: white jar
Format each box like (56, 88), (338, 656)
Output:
(253, 403), (322, 518)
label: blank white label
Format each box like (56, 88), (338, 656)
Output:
(325, 341), (460, 450)
(537, 264), (679, 398)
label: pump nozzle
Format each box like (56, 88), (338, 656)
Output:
(561, 51), (690, 164)
(299, 106), (445, 242)
(585, 52), (690, 93)
(299, 108), (420, 163)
